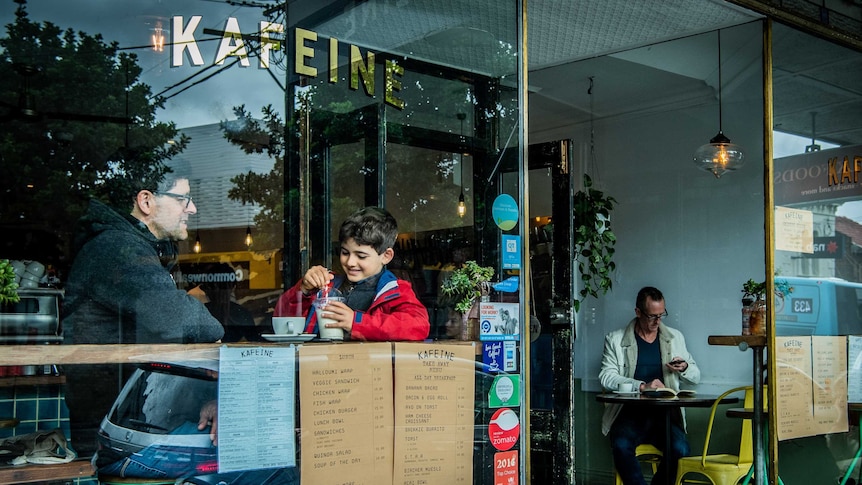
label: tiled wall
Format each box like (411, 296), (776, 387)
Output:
(0, 382), (69, 439)
(0, 382), (98, 484)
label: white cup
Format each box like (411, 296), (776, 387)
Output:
(272, 317), (305, 335)
(618, 381), (634, 393)
(314, 297), (346, 340)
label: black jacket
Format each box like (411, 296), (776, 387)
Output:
(61, 199), (223, 456)
(62, 199), (224, 344)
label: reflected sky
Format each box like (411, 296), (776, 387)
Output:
(0, 0), (286, 128)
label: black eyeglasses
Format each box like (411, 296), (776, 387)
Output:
(640, 309), (668, 322)
(154, 191), (193, 209)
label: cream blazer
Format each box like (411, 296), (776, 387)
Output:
(598, 319), (701, 435)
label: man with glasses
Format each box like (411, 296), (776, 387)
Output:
(598, 286), (701, 485)
(62, 169), (224, 459)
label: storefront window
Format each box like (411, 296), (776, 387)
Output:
(563, 19), (769, 481)
(1, 1), (522, 484)
(771, 21), (862, 483)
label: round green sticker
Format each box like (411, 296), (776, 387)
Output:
(492, 194), (518, 230)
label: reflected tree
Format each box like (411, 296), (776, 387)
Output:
(222, 104), (287, 251)
(0, 1), (187, 252)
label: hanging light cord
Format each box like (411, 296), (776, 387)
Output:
(588, 76), (601, 183)
(717, 30), (723, 134)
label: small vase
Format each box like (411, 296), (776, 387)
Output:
(458, 312), (480, 341)
(748, 299), (767, 336)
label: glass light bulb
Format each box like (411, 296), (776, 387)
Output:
(693, 132), (744, 178)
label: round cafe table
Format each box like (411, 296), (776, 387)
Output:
(596, 392), (740, 485)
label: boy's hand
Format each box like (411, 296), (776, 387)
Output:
(197, 399), (219, 445)
(301, 265), (334, 295)
(319, 300), (354, 332)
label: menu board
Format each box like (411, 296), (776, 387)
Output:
(774, 206), (814, 253)
(217, 346), (296, 472)
(393, 342), (475, 485)
(299, 343), (393, 485)
(776, 336), (848, 440)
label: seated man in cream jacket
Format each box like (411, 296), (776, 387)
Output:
(598, 286), (701, 485)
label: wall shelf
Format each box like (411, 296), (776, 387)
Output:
(0, 375), (65, 388)
(707, 335), (767, 347)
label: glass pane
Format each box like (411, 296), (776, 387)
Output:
(771, 21), (862, 481)
(559, 21), (768, 477)
(0, 1), (522, 484)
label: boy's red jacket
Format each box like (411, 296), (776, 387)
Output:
(273, 269), (430, 341)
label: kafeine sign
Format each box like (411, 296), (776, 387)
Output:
(170, 16), (406, 109)
(775, 145), (862, 206)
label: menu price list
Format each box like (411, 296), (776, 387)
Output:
(776, 336), (848, 440)
(393, 342), (475, 485)
(299, 343), (393, 485)
(218, 346), (297, 472)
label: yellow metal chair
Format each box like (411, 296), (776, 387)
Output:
(674, 386), (755, 485)
(614, 443), (664, 485)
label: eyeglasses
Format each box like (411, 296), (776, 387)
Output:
(154, 191), (193, 209)
(640, 309), (668, 322)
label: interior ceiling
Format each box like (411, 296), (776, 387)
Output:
(310, 0), (862, 149)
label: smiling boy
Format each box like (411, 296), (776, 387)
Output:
(274, 206), (430, 341)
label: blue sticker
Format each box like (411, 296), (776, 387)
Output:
(493, 276), (520, 293)
(501, 235), (521, 270)
(483, 342), (504, 373)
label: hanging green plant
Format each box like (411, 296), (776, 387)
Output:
(573, 174), (617, 312)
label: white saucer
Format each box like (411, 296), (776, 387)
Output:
(261, 333), (316, 343)
(613, 390), (640, 395)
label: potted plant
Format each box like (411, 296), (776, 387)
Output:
(741, 277), (793, 335)
(440, 260), (495, 340)
(0, 259), (21, 306)
(573, 174), (617, 312)
(741, 278), (793, 305)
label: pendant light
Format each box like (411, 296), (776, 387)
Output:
(456, 113), (467, 218)
(693, 30), (744, 178)
(243, 180), (253, 248)
(193, 231), (202, 253)
(244, 226), (253, 248)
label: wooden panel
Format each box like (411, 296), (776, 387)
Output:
(0, 375), (64, 388)
(0, 460), (94, 485)
(707, 335), (767, 347)
(0, 342), (479, 365)
(0, 343), (227, 366)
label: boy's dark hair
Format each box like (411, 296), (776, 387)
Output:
(636, 286), (664, 311)
(339, 207), (398, 254)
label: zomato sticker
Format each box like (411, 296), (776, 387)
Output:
(488, 408), (520, 451)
